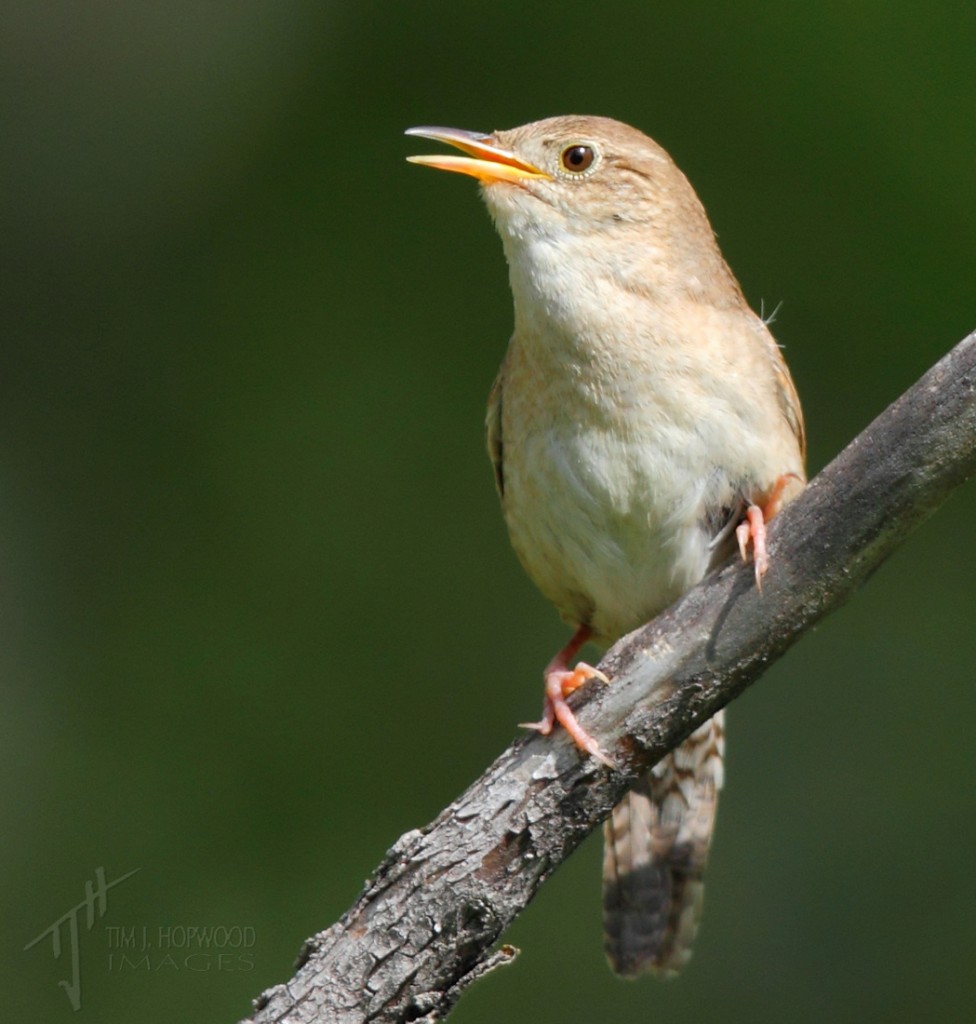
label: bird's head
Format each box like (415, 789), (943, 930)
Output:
(406, 115), (711, 249)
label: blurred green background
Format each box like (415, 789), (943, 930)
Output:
(3, 2), (975, 1022)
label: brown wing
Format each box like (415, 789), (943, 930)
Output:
(764, 330), (807, 464)
(485, 361), (505, 498)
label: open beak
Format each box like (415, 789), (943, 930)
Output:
(405, 126), (551, 184)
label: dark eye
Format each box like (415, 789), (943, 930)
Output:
(561, 144), (595, 173)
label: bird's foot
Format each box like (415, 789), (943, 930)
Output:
(736, 504), (769, 588)
(521, 661), (614, 767)
(736, 473), (802, 588)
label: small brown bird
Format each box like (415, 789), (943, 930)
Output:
(406, 116), (805, 977)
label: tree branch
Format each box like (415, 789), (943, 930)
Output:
(243, 332), (976, 1024)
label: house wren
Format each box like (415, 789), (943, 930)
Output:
(406, 116), (805, 977)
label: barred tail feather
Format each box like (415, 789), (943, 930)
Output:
(602, 711), (725, 977)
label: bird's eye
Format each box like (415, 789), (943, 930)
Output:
(560, 144), (595, 173)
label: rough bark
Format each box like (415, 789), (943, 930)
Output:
(243, 332), (976, 1024)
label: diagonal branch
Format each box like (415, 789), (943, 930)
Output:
(243, 332), (976, 1024)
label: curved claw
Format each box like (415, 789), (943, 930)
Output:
(521, 664), (616, 768)
(736, 505), (769, 590)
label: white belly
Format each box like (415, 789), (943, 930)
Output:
(501, 415), (723, 644)
(494, 292), (802, 645)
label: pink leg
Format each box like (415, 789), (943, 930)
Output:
(735, 473), (801, 589)
(520, 625), (614, 767)
(736, 504), (769, 588)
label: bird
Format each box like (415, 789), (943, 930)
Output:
(405, 116), (806, 978)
